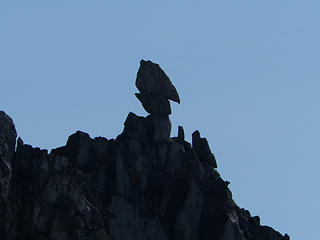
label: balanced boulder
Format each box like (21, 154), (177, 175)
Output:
(136, 60), (180, 115)
(135, 60), (180, 142)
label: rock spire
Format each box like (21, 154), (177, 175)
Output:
(135, 59), (180, 142)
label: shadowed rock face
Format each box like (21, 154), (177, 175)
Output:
(192, 131), (217, 168)
(0, 111), (17, 237)
(0, 61), (290, 240)
(0, 111), (16, 201)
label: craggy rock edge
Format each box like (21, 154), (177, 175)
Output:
(0, 110), (290, 240)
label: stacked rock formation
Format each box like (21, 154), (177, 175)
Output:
(135, 60), (217, 168)
(135, 60), (180, 142)
(0, 61), (290, 240)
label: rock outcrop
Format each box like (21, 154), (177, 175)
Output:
(0, 111), (17, 238)
(0, 60), (289, 240)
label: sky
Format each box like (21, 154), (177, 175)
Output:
(1, 1), (319, 239)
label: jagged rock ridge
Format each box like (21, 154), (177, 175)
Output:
(0, 60), (289, 240)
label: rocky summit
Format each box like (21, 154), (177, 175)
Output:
(0, 60), (289, 240)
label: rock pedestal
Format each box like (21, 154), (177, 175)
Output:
(135, 60), (180, 142)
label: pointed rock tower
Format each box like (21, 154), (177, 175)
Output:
(135, 59), (180, 142)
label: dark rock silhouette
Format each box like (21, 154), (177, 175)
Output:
(0, 111), (17, 238)
(135, 60), (180, 143)
(136, 60), (180, 104)
(192, 130), (217, 168)
(0, 60), (289, 240)
(135, 93), (172, 115)
(177, 126), (185, 141)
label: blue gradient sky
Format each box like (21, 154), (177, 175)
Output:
(1, 1), (319, 239)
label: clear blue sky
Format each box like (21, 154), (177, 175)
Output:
(1, 1), (319, 239)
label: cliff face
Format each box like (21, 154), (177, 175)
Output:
(0, 60), (289, 240)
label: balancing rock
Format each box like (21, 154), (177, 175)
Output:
(135, 60), (180, 115)
(0, 61), (290, 240)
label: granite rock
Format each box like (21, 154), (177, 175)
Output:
(135, 93), (171, 115)
(0, 111), (16, 202)
(178, 126), (185, 141)
(136, 59), (180, 103)
(0, 111), (17, 238)
(0, 61), (289, 240)
(192, 130), (218, 168)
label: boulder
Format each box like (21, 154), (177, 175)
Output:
(136, 60), (180, 103)
(135, 93), (171, 115)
